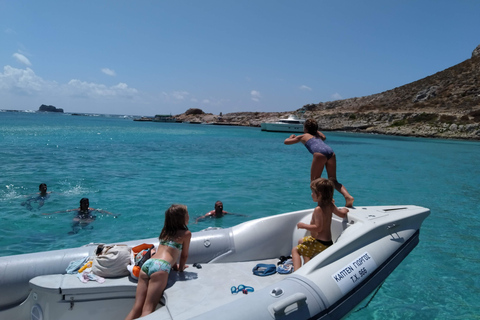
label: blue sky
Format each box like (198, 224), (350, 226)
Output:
(1, 1), (479, 116)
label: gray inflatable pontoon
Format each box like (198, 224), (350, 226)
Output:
(0, 205), (429, 320)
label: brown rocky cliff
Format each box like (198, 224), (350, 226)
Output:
(177, 46), (480, 140)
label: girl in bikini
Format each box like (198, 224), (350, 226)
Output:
(284, 119), (354, 207)
(125, 204), (191, 320)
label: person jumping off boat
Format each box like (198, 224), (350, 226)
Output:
(284, 119), (354, 207)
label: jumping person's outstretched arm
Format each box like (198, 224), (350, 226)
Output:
(284, 134), (305, 145)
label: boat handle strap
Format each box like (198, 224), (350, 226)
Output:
(269, 292), (307, 316)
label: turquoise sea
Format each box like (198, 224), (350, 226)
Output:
(1, 112), (479, 319)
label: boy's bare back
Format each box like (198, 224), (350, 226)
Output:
(311, 203), (348, 242)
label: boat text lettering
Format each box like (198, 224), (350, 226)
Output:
(352, 253), (371, 268)
(333, 266), (355, 282)
(331, 252), (378, 295)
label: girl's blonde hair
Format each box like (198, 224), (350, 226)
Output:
(310, 178), (334, 207)
(159, 204), (188, 240)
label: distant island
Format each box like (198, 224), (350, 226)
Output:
(174, 44), (480, 140)
(38, 104), (64, 113)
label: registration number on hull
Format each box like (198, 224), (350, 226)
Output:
(331, 252), (377, 294)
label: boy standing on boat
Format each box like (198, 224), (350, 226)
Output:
(292, 178), (349, 271)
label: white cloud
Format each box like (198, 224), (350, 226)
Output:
(299, 85), (312, 91)
(172, 91), (189, 100)
(0, 65), (51, 95)
(101, 68), (116, 76)
(160, 91), (190, 102)
(12, 53), (32, 66)
(202, 99), (210, 104)
(251, 90), (261, 102)
(0, 64), (144, 115)
(331, 92), (343, 100)
(0, 65), (139, 99)
(66, 80), (138, 98)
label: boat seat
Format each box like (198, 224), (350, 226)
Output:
(30, 274), (137, 299)
(26, 274), (138, 319)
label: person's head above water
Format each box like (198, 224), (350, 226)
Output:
(79, 198), (90, 212)
(39, 183), (47, 195)
(214, 201), (224, 214)
(304, 119), (319, 135)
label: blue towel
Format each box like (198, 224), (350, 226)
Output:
(66, 256), (90, 274)
(277, 259), (294, 274)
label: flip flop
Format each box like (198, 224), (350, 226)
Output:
(252, 263), (277, 276)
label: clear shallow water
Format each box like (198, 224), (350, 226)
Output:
(1, 112), (479, 319)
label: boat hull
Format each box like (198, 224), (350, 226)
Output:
(261, 122), (304, 133)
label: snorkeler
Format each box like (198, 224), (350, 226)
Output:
(21, 183), (51, 210)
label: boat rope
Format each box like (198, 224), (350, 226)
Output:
(354, 280), (385, 313)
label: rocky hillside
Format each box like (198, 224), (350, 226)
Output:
(176, 45), (480, 140)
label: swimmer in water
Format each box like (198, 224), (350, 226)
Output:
(21, 183), (51, 210)
(70, 198), (98, 234)
(43, 198), (118, 234)
(195, 201), (246, 223)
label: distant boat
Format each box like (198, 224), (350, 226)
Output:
(153, 114), (176, 122)
(261, 114), (305, 133)
(133, 117), (153, 122)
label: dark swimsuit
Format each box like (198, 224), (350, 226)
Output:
(305, 137), (334, 160)
(77, 210), (96, 220)
(316, 239), (333, 246)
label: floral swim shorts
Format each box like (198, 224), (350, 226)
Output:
(141, 258), (171, 277)
(296, 236), (333, 258)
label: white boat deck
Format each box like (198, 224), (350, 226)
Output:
(159, 258), (285, 319)
(29, 258), (286, 320)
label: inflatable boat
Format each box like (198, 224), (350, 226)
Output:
(0, 205), (429, 320)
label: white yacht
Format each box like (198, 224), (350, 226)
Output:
(261, 115), (306, 133)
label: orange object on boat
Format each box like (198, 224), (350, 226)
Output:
(132, 243), (154, 255)
(132, 265), (140, 278)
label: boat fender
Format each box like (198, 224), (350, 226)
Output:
(252, 263), (276, 276)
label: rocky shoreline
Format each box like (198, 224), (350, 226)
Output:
(175, 46), (480, 141)
(174, 110), (480, 140)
